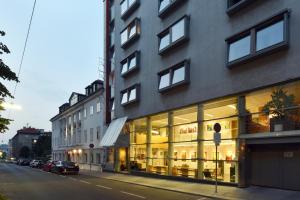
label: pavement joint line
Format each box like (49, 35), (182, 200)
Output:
(96, 184), (113, 190)
(120, 191), (146, 199)
(79, 180), (91, 184)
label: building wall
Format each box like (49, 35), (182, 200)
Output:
(110, 0), (300, 120)
(52, 91), (106, 167)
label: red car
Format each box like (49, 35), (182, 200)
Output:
(43, 161), (55, 172)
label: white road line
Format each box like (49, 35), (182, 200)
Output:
(68, 177), (78, 181)
(96, 185), (112, 190)
(79, 180), (91, 184)
(59, 175), (66, 178)
(198, 198), (210, 200)
(120, 191), (146, 199)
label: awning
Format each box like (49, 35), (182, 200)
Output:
(100, 117), (127, 147)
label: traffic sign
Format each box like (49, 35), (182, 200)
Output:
(214, 132), (221, 146)
(89, 143), (94, 148)
(213, 123), (221, 133)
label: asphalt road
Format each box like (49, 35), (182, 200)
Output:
(0, 163), (214, 200)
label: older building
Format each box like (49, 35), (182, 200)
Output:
(102, 0), (300, 190)
(50, 80), (106, 171)
(10, 127), (51, 159)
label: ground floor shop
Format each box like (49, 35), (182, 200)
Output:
(123, 80), (300, 189)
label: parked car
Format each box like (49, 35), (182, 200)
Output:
(18, 159), (30, 166)
(51, 161), (79, 175)
(43, 161), (55, 172)
(30, 160), (43, 168)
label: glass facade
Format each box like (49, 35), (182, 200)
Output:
(129, 98), (239, 183)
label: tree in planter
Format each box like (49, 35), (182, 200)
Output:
(0, 31), (19, 133)
(262, 88), (296, 131)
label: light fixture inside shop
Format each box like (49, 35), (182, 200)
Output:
(205, 113), (214, 117)
(78, 149), (82, 154)
(73, 149), (77, 154)
(227, 105), (236, 109)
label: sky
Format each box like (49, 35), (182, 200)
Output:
(0, 0), (104, 144)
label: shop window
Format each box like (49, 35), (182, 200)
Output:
(171, 141), (197, 178)
(158, 16), (189, 55)
(120, 0), (140, 20)
(245, 80), (300, 134)
(226, 10), (290, 68)
(158, 60), (190, 92)
(203, 98), (238, 140)
(121, 18), (141, 48)
(130, 144), (147, 171)
(120, 51), (140, 77)
(202, 160), (238, 183)
(149, 143), (169, 175)
(158, 0), (187, 18)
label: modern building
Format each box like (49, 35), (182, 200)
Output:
(0, 144), (8, 159)
(50, 80), (106, 171)
(103, 0), (300, 190)
(10, 127), (51, 159)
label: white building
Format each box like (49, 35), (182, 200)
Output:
(51, 80), (105, 171)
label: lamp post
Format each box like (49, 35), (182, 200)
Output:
(89, 144), (94, 171)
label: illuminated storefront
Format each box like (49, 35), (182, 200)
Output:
(129, 98), (239, 183)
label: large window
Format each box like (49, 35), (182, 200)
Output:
(130, 119), (147, 171)
(245, 81), (300, 134)
(120, 0), (140, 20)
(128, 100), (240, 182)
(120, 18), (140, 48)
(226, 10), (289, 67)
(158, 60), (189, 92)
(120, 51), (140, 76)
(158, 16), (189, 54)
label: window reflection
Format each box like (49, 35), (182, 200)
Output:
(228, 35), (250, 62)
(256, 20), (284, 51)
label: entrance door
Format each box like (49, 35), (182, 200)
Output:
(119, 148), (127, 171)
(250, 144), (300, 190)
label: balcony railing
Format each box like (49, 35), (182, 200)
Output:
(244, 106), (300, 134)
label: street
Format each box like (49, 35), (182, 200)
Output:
(0, 163), (213, 200)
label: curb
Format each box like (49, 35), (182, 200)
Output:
(80, 172), (242, 200)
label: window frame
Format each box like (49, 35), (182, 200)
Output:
(120, 84), (140, 106)
(120, 51), (140, 77)
(158, 15), (190, 55)
(158, 59), (190, 93)
(226, 0), (255, 16)
(158, 0), (187, 18)
(226, 9), (290, 68)
(120, 18), (141, 49)
(120, 0), (140, 20)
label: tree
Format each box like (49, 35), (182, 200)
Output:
(19, 146), (30, 158)
(0, 31), (19, 133)
(32, 135), (51, 159)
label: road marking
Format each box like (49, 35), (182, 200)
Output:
(96, 185), (112, 190)
(79, 180), (91, 184)
(68, 177), (78, 181)
(198, 198), (210, 200)
(120, 191), (146, 199)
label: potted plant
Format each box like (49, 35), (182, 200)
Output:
(262, 88), (296, 132)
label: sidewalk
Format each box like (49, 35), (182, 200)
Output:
(80, 170), (300, 200)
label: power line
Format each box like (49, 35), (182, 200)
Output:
(7, 0), (37, 119)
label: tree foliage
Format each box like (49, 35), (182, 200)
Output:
(0, 31), (19, 133)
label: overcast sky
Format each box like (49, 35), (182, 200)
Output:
(0, 0), (104, 143)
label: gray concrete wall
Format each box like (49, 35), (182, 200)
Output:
(112, 0), (300, 120)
